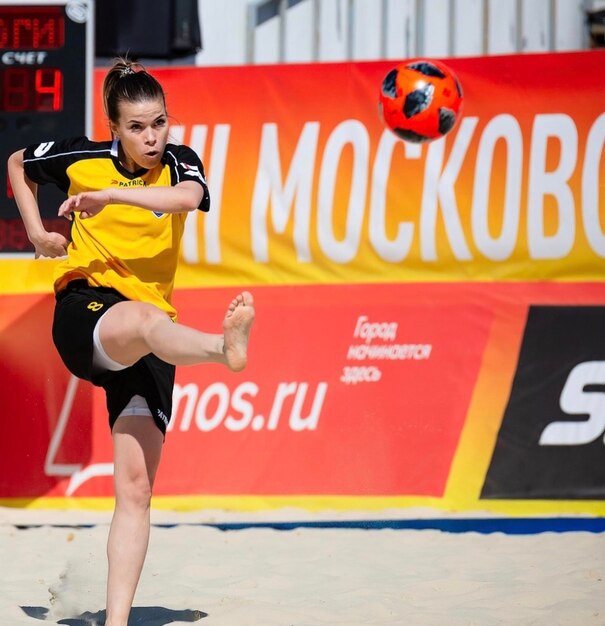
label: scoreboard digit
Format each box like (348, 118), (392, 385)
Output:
(0, 0), (93, 254)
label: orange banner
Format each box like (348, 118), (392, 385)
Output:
(89, 51), (605, 287)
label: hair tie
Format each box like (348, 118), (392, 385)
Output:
(120, 65), (136, 77)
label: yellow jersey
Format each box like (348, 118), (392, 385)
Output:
(23, 137), (209, 319)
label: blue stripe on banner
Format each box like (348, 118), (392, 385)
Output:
(14, 518), (605, 534)
(153, 517), (605, 535)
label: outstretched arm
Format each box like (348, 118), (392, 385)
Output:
(58, 181), (205, 220)
(7, 150), (69, 258)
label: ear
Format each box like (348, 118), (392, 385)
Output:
(109, 121), (119, 138)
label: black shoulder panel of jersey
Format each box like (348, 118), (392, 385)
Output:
(23, 137), (113, 194)
(164, 143), (210, 213)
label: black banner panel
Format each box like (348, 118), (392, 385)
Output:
(482, 305), (605, 500)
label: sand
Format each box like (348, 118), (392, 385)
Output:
(1, 507), (603, 626)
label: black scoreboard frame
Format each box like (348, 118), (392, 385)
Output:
(0, 0), (94, 255)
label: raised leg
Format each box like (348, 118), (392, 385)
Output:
(97, 291), (255, 371)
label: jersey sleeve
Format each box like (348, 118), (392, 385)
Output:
(23, 137), (93, 194)
(165, 144), (210, 212)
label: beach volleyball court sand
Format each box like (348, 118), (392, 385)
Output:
(1, 508), (604, 625)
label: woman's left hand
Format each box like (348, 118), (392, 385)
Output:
(59, 190), (112, 220)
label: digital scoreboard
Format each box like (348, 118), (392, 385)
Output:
(0, 1), (93, 254)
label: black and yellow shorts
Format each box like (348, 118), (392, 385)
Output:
(52, 280), (175, 434)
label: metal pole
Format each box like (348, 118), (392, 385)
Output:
(245, 2), (257, 64)
(416, 0), (425, 57)
(482, 0), (489, 55)
(278, 0), (287, 62)
(380, 0), (388, 58)
(582, 0), (591, 49)
(549, 0), (556, 51)
(347, 0), (355, 60)
(312, 0), (320, 61)
(448, 0), (455, 56)
(516, 0), (523, 52)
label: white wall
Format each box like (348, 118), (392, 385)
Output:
(284, 0), (316, 61)
(452, 0), (484, 57)
(195, 0), (592, 67)
(384, 0), (418, 59)
(195, 0), (249, 66)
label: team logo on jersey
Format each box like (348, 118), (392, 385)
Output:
(108, 177), (147, 187)
(106, 178), (162, 215)
(118, 179), (146, 187)
(181, 162), (204, 182)
(33, 141), (55, 157)
(87, 301), (103, 312)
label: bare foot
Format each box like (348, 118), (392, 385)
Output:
(223, 291), (255, 371)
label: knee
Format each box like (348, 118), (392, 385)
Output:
(99, 301), (169, 353)
(115, 472), (153, 511)
(135, 303), (170, 335)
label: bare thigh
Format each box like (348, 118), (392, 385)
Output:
(97, 300), (170, 368)
(112, 414), (164, 495)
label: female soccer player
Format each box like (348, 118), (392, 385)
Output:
(8, 58), (254, 626)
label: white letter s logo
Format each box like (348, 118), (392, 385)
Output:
(539, 361), (605, 446)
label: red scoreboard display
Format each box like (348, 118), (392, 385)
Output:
(0, 1), (93, 254)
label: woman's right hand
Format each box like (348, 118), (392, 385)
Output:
(31, 230), (69, 258)
(59, 190), (111, 220)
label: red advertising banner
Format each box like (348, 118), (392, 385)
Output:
(1, 51), (604, 513)
(0, 284), (489, 499)
(2, 282), (604, 514)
